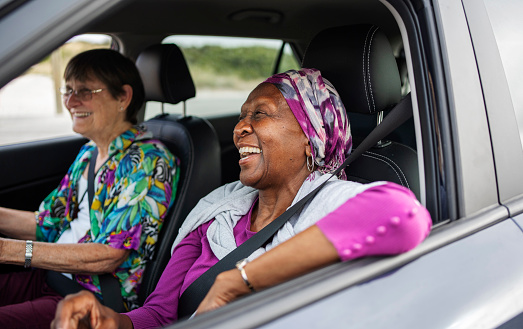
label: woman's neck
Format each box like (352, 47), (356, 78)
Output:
(87, 122), (133, 174)
(92, 122), (133, 159)
(250, 173), (309, 232)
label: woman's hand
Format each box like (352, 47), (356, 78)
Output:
(195, 268), (252, 315)
(51, 291), (132, 329)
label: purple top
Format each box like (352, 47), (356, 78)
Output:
(127, 182), (431, 328)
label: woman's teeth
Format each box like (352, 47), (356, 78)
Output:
(73, 112), (91, 117)
(238, 146), (262, 158)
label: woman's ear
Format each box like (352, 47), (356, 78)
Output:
(305, 141), (312, 157)
(120, 84), (133, 109)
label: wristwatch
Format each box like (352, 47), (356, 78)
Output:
(236, 258), (255, 291)
(24, 240), (33, 268)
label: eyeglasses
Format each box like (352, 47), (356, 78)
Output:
(59, 87), (105, 102)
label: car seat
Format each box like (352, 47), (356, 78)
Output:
(302, 24), (420, 199)
(135, 44), (222, 304)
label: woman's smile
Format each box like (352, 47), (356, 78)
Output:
(238, 146), (262, 158)
(70, 109), (92, 118)
(238, 146), (262, 167)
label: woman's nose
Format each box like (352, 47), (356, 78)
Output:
(64, 93), (81, 109)
(233, 119), (253, 138)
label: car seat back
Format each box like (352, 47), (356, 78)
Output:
(135, 44), (221, 304)
(302, 24), (420, 199)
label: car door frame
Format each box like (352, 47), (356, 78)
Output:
(461, 0), (523, 214)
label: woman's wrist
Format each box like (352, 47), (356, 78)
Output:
(24, 240), (33, 268)
(117, 313), (134, 329)
(235, 258), (255, 291)
(216, 268), (252, 297)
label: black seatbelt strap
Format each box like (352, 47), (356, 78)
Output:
(98, 271), (125, 312)
(88, 148), (126, 313)
(177, 94), (413, 318)
(45, 270), (92, 299)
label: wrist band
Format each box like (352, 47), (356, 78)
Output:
(24, 240), (33, 268)
(235, 258), (255, 292)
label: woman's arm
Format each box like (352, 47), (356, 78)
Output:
(196, 182), (432, 314)
(0, 207), (37, 240)
(50, 225), (338, 328)
(0, 238), (130, 274)
(196, 224), (337, 313)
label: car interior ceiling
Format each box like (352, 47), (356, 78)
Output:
(93, 0), (399, 41)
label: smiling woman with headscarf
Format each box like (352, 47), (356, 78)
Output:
(52, 68), (432, 329)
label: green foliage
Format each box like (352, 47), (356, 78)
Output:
(180, 45), (299, 89)
(183, 46), (273, 79)
(279, 53), (301, 73)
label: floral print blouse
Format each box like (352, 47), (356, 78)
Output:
(35, 126), (179, 310)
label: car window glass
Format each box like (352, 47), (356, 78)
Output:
(0, 34), (113, 146)
(483, 0), (523, 145)
(143, 36), (300, 120)
(277, 43), (301, 73)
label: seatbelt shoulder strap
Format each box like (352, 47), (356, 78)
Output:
(88, 147), (126, 312)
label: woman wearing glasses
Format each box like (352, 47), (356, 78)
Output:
(0, 49), (179, 327)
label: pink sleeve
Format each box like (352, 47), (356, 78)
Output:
(315, 182), (432, 262)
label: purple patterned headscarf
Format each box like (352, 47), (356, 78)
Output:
(263, 68), (352, 179)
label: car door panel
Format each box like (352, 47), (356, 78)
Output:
(0, 136), (86, 211)
(255, 218), (523, 329)
(168, 215), (523, 329)
(512, 213), (523, 233)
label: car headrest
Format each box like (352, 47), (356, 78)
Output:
(136, 44), (195, 104)
(302, 24), (401, 115)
